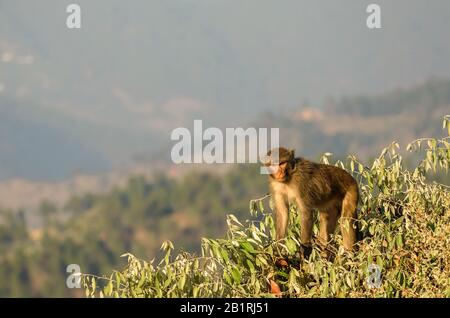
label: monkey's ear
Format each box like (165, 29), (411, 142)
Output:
(289, 149), (295, 157)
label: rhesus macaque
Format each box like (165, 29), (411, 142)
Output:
(263, 147), (359, 256)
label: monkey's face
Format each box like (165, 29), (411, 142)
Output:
(265, 161), (290, 182)
(263, 147), (295, 183)
(272, 161), (290, 182)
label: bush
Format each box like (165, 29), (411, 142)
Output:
(82, 116), (450, 298)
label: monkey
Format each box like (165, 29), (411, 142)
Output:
(263, 147), (359, 258)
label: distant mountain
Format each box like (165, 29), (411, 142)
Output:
(328, 78), (450, 117)
(0, 95), (110, 180)
(253, 78), (450, 160)
(1, 78), (449, 211)
(2, 0), (450, 180)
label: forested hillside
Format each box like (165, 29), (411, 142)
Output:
(0, 79), (449, 296)
(0, 166), (267, 296)
(1, 78), (449, 212)
(1, 117), (449, 297)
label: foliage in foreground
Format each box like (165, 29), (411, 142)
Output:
(82, 117), (450, 298)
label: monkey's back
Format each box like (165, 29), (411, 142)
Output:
(291, 158), (358, 207)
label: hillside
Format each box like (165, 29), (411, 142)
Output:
(0, 165), (267, 297)
(1, 78), (449, 213)
(256, 78), (450, 160)
(0, 116), (449, 297)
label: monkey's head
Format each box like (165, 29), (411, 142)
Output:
(263, 147), (296, 182)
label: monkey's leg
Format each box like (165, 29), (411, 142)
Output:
(298, 207), (314, 259)
(318, 206), (339, 259)
(274, 194), (289, 241)
(318, 206), (339, 248)
(299, 207), (314, 247)
(340, 186), (358, 250)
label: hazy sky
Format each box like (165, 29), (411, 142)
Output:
(1, 0), (450, 179)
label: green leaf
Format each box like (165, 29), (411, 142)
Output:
(246, 259), (255, 273)
(376, 256), (384, 269)
(346, 275), (352, 288)
(138, 274), (146, 288)
(249, 201), (257, 215)
(211, 245), (221, 259)
(240, 242), (256, 254)
(194, 259), (199, 271)
(285, 239), (297, 254)
(223, 271), (232, 285)
(104, 281), (113, 296)
(221, 249), (230, 263)
(396, 234), (403, 248)
(258, 200), (265, 213)
(229, 214), (243, 227)
(193, 286), (199, 297)
(231, 268), (241, 284)
(178, 274), (186, 290)
(252, 231), (263, 243)
(256, 255), (268, 267)
(276, 271), (289, 279)
(330, 268), (336, 285)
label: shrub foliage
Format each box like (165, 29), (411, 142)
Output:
(82, 116), (450, 298)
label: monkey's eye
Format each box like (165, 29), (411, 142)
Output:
(279, 162), (288, 169)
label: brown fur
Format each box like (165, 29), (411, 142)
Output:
(265, 147), (359, 254)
